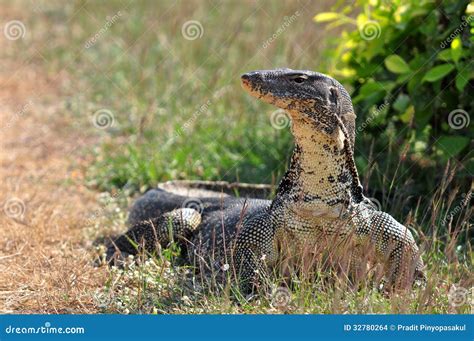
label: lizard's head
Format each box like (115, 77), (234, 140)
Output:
(241, 68), (356, 142)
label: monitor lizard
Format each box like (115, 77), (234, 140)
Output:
(106, 69), (425, 294)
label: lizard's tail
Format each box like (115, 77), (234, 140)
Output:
(128, 181), (273, 226)
(158, 180), (274, 198)
(127, 188), (191, 226)
(106, 208), (201, 265)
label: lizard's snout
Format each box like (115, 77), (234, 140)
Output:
(241, 72), (261, 89)
(240, 73), (250, 81)
(241, 71), (262, 82)
(241, 70), (287, 109)
(240, 73), (251, 89)
(241, 71), (264, 98)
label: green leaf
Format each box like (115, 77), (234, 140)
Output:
(407, 72), (424, 95)
(456, 72), (469, 91)
(314, 12), (342, 22)
(395, 72), (412, 84)
(436, 135), (470, 157)
(422, 64), (455, 82)
(393, 93), (410, 113)
(359, 81), (387, 96)
(414, 108), (433, 129)
(465, 158), (474, 175)
(400, 105), (415, 123)
(384, 55), (411, 74)
(353, 81), (387, 105)
(455, 68), (470, 91)
(437, 49), (452, 62)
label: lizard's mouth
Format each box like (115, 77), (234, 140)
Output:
(241, 72), (278, 106)
(240, 73), (262, 98)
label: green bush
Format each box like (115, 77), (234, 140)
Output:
(315, 0), (473, 196)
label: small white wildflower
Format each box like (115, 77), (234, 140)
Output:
(222, 264), (230, 271)
(260, 254), (267, 261)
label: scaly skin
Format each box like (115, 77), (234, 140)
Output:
(106, 69), (425, 293)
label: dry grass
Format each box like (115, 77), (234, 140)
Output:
(0, 9), (107, 311)
(0, 1), (471, 315)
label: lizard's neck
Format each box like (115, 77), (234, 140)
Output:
(274, 116), (354, 214)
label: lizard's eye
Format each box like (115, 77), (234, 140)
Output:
(290, 75), (308, 84)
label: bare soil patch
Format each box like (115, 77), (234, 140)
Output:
(0, 58), (105, 313)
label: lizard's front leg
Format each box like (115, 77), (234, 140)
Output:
(354, 207), (425, 290)
(232, 213), (279, 295)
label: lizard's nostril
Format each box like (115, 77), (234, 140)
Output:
(241, 73), (250, 81)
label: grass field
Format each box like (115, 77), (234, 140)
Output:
(43, 0), (328, 191)
(0, 0), (472, 314)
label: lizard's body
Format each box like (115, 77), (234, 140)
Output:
(107, 69), (425, 292)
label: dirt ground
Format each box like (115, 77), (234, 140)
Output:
(0, 38), (106, 313)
